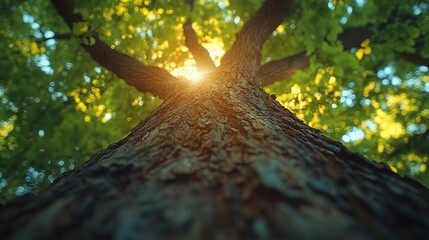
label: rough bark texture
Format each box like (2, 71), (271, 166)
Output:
(1, 0), (429, 239)
(80, 35), (182, 98)
(51, 0), (184, 98)
(221, 0), (293, 76)
(184, 20), (216, 73)
(1, 71), (429, 239)
(259, 52), (309, 86)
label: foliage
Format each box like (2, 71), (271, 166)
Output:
(0, 0), (428, 203)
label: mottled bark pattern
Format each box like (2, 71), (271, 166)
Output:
(1, 71), (428, 240)
(2, 0), (429, 239)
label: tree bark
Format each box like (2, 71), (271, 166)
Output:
(51, 0), (184, 98)
(1, 71), (428, 239)
(183, 0), (216, 73)
(80, 35), (182, 98)
(259, 52), (309, 86)
(260, 26), (429, 86)
(1, 1), (428, 239)
(184, 19), (216, 73)
(221, 0), (292, 77)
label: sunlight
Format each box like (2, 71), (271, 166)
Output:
(169, 37), (226, 82)
(171, 59), (204, 82)
(182, 64), (202, 82)
(202, 37), (225, 66)
(101, 113), (112, 123)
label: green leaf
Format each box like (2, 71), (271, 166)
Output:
(72, 22), (89, 35)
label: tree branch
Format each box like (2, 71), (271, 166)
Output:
(338, 27), (429, 67)
(259, 27), (371, 86)
(260, 26), (428, 86)
(339, 27), (372, 49)
(35, 33), (72, 43)
(259, 52), (309, 86)
(182, 0), (215, 73)
(398, 53), (429, 67)
(79, 34), (182, 97)
(44, 33), (73, 41)
(183, 20), (216, 73)
(50, 0), (182, 98)
(388, 130), (429, 157)
(220, 0), (293, 74)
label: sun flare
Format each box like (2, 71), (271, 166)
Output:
(182, 65), (202, 82)
(203, 39), (225, 67)
(171, 59), (203, 82)
(170, 38), (226, 82)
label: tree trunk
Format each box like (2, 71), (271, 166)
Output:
(2, 0), (429, 238)
(1, 71), (428, 240)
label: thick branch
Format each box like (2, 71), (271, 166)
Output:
(389, 130), (429, 157)
(339, 27), (429, 67)
(339, 27), (372, 49)
(183, 20), (216, 73)
(220, 0), (293, 73)
(259, 52), (309, 86)
(261, 26), (428, 86)
(50, 0), (182, 98)
(259, 28), (370, 86)
(50, 0), (83, 28)
(80, 35), (181, 97)
(398, 53), (429, 67)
